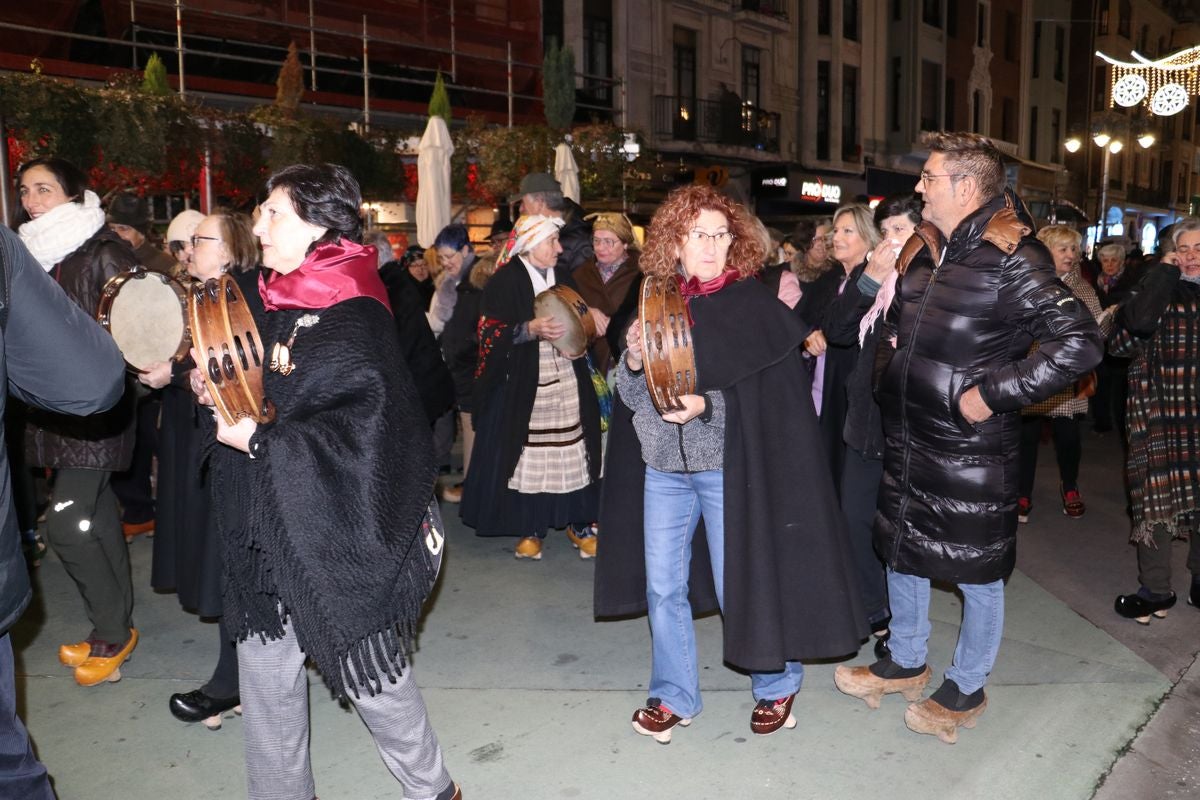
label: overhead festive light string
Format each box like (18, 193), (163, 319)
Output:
(1099, 45), (1200, 115)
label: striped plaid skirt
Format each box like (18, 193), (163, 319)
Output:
(508, 341), (590, 494)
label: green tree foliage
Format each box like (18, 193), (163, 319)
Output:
(140, 54), (171, 96)
(428, 72), (452, 123)
(542, 39), (576, 131)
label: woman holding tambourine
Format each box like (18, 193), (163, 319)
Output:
(594, 185), (866, 743)
(190, 164), (459, 800)
(460, 214), (604, 561)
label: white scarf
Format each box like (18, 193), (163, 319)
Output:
(18, 190), (106, 272)
(519, 254), (555, 293)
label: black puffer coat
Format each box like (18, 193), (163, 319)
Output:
(874, 194), (1103, 584)
(25, 227), (138, 471)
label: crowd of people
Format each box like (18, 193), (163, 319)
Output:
(0, 129), (1196, 797)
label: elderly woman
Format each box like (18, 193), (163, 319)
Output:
(803, 203), (882, 485)
(822, 193), (923, 657)
(194, 164), (458, 800)
(138, 209), (259, 729)
(460, 215), (603, 560)
(16, 156), (140, 687)
(573, 211), (641, 374)
(1017, 226), (1108, 523)
(1092, 241), (1135, 435)
(595, 185), (865, 743)
(791, 217), (835, 284)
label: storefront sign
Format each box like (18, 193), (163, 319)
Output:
(800, 179), (842, 204)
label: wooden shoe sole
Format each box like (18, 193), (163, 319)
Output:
(834, 664), (931, 709)
(74, 629), (139, 687)
(904, 694), (988, 744)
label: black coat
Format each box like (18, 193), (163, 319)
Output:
(25, 227), (138, 471)
(555, 199), (594, 276)
(874, 195), (1103, 584)
(379, 262), (454, 423)
(439, 272), (485, 414)
(0, 228), (125, 632)
(595, 278), (867, 672)
(823, 261), (886, 460)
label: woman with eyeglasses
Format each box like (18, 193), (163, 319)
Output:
(595, 185), (865, 743)
(572, 212), (641, 375)
(137, 209), (260, 729)
(15, 156), (140, 686)
(460, 215), (603, 561)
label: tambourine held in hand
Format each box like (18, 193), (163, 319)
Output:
(96, 268), (190, 372)
(188, 274), (275, 426)
(533, 284), (596, 359)
(638, 275), (697, 413)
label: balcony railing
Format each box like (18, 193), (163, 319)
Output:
(1126, 185), (1170, 208)
(653, 95), (780, 152)
(736, 1), (789, 21)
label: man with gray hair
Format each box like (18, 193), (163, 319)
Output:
(1112, 217), (1200, 622)
(515, 172), (593, 274)
(834, 132), (1102, 742)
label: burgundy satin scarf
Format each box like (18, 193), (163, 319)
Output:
(260, 239), (392, 313)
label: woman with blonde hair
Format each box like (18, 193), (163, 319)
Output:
(595, 185), (864, 742)
(1017, 225), (1108, 522)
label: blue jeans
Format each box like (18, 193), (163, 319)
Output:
(886, 568), (1004, 695)
(0, 634), (55, 799)
(643, 467), (804, 718)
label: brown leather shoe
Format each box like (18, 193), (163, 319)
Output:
(750, 693), (797, 735)
(834, 661), (931, 709)
(514, 537), (542, 560)
(441, 483), (463, 504)
(904, 692), (988, 744)
(632, 698), (691, 744)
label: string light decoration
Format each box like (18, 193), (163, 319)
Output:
(1098, 45), (1200, 116)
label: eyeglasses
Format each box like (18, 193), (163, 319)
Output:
(918, 171), (966, 185)
(591, 236), (623, 247)
(686, 229), (735, 246)
(190, 235), (220, 247)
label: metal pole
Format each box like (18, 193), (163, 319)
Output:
(130, 0), (137, 70)
(0, 114), (11, 226)
(362, 15), (370, 132)
(308, 0), (317, 92)
(203, 144), (213, 214)
(507, 41), (513, 128)
(450, 0), (457, 82)
(174, 0), (185, 98)
(1096, 145), (1111, 248)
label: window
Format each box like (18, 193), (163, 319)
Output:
(1093, 65), (1107, 111)
(973, 90), (983, 133)
(1117, 0), (1131, 39)
(1028, 106), (1039, 161)
(922, 0), (940, 27)
(947, 0), (958, 36)
(741, 45), (761, 109)
(1002, 97), (1016, 142)
(1032, 22), (1042, 78)
(1004, 11), (1017, 61)
(1054, 27), (1065, 82)
(976, 2), (989, 47)
(891, 56), (902, 132)
(843, 0), (859, 41)
(673, 27), (697, 139)
(946, 78), (957, 130)
(582, 5), (612, 105)
(920, 60), (942, 131)
(842, 65), (859, 160)
(818, 0), (831, 35)
(817, 60), (830, 160)
(1051, 108), (1062, 164)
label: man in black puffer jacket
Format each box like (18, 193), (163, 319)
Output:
(834, 132), (1102, 743)
(0, 227), (126, 798)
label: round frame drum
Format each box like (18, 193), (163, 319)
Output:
(96, 269), (190, 372)
(638, 275), (697, 414)
(533, 284), (596, 359)
(188, 274), (275, 426)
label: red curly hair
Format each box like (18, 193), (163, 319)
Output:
(640, 185), (765, 280)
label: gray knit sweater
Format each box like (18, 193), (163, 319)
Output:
(616, 360), (726, 473)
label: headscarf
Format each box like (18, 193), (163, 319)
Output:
(585, 212), (639, 251)
(496, 214), (564, 268)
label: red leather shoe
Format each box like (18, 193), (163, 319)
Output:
(751, 693), (797, 735)
(1061, 485), (1085, 518)
(632, 698), (691, 744)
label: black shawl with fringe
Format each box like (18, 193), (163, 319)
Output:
(208, 285), (437, 699)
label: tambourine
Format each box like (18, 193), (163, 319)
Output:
(533, 284), (596, 359)
(638, 275), (697, 413)
(188, 274), (275, 426)
(96, 268), (190, 372)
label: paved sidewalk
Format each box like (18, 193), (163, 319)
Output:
(11, 431), (1193, 799)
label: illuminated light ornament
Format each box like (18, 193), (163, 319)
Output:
(1112, 74), (1148, 106)
(1151, 83), (1190, 116)
(1098, 45), (1200, 116)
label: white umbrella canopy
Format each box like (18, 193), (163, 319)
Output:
(554, 142), (581, 204)
(416, 115), (455, 248)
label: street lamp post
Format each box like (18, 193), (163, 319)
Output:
(1066, 114), (1155, 252)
